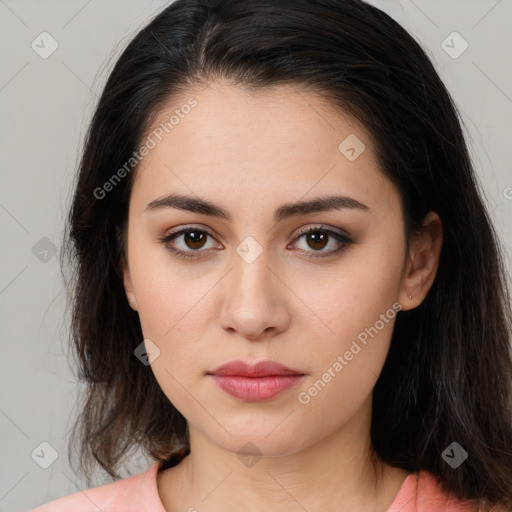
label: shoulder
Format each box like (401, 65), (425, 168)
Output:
(388, 470), (500, 512)
(29, 463), (166, 512)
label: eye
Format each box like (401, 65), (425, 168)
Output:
(158, 224), (354, 261)
(158, 226), (221, 260)
(289, 225), (353, 259)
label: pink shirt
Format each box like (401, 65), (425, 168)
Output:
(29, 463), (489, 511)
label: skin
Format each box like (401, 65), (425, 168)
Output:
(121, 81), (443, 512)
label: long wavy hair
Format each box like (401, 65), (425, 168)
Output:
(60, 0), (512, 509)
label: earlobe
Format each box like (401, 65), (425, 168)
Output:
(127, 296), (138, 310)
(120, 257), (138, 311)
(399, 211), (443, 311)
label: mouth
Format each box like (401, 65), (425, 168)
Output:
(207, 359), (306, 402)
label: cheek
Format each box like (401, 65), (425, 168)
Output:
(129, 242), (213, 341)
(303, 252), (402, 347)
(293, 285), (399, 436)
(332, 231), (404, 333)
(127, 242), (218, 384)
(292, 248), (403, 401)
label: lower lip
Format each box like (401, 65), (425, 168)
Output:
(210, 374), (305, 402)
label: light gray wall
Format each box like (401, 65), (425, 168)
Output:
(0, 1), (510, 510)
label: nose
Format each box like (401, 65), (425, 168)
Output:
(217, 248), (290, 341)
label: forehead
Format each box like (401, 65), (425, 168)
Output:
(130, 81), (398, 219)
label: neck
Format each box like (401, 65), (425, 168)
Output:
(158, 395), (410, 512)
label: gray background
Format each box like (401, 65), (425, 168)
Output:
(0, 0), (510, 510)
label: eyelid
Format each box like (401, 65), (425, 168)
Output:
(291, 223), (350, 241)
(165, 223), (216, 238)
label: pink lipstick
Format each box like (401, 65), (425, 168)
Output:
(207, 360), (305, 402)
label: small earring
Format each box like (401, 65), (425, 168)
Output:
(408, 294), (412, 300)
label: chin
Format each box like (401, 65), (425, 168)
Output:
(211, 427), (309, 459)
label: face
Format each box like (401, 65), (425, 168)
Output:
(121, 81), (425, 458)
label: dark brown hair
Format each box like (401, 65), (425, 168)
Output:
(60, 0), (512, 509)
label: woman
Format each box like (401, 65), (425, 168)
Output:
(30, 0), (512, 511)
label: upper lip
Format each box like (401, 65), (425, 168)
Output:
(208, 360), (305, 377)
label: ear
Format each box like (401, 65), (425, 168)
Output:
(399, 211), (443, 311)
(120, 256), (138, 311)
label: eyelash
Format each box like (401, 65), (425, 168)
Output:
(158, 225), (354, 261)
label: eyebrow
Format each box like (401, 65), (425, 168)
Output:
(144, 193), (370, 222)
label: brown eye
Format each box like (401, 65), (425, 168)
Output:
(291, 226), (354, 259)
(159, 227), (220, 260)
(181, 230), (208, 250)
(304, 231), (329, 251)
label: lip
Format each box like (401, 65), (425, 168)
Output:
(209, 359), (304, 377)
(207, 360), (306, 402)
